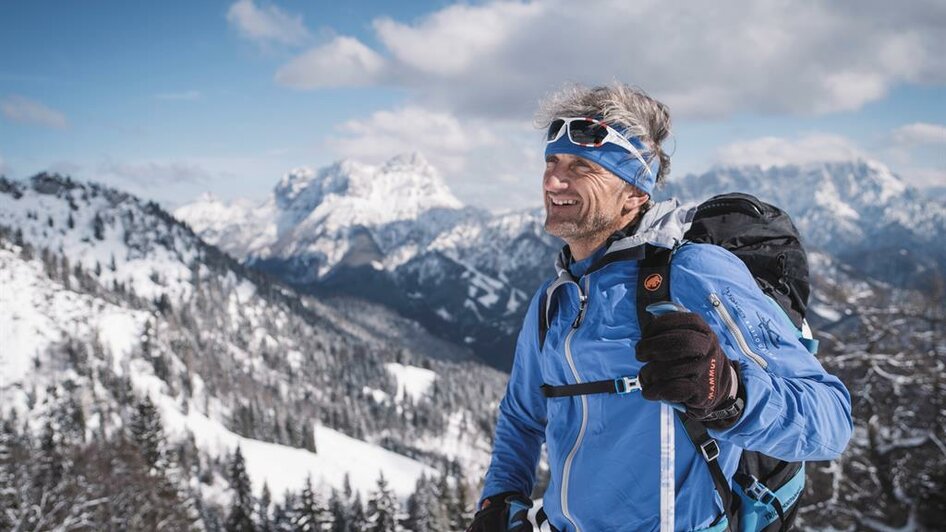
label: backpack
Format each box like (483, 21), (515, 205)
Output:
(637, 192), (815, 531)
(537, 193), (815, 531)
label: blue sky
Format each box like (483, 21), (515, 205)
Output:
(1, 0), (944, 210)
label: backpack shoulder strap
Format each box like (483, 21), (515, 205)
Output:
(636, 244), (739, 530)
(635, 244), (673, 331)
(538, 291), (549, 351)
(679, 413), (740, 530)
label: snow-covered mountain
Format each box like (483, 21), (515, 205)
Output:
(177, 154), (560, 370)
(0, 173), (506, 528)
(657, 160), (946, 289)
(175, 153), (468, 281)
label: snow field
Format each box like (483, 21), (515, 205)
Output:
(385, 362), (436, 402)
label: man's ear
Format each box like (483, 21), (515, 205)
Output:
(622, 187), (649, 215)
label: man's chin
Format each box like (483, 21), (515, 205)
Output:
(544, 219), (581, 240)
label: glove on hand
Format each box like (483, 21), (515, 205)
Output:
(636, 312), (742, 427)
(466, 492), (532, 532)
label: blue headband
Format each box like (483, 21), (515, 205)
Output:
(545, 134), (659, 196)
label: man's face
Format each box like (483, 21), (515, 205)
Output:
(543, 153), (631, 242)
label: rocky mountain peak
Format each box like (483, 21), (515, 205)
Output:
(272, 153), (461, 217)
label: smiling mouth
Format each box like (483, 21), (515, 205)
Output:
(549, 196), (579, 207)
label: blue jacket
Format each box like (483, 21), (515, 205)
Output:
(481, 200), (852, 531)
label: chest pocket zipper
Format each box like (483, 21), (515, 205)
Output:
(709, 292), (768, 369)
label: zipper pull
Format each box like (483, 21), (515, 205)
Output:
(572, 292), (587, 328)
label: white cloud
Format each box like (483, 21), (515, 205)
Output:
(275, 36), (386, 88)
(329, 107), (496, 174)
(901, 167), (946, 188)
(275, 0), (946, 119)
(1, 95), (67, 129)
(97, 159), (214, 187)
(373, 2), (543, 77)
(226, 0), (310, 47)
(328, 106), (544, 209)
(891, 122), (946, 146)
(714, 134), (867, 169)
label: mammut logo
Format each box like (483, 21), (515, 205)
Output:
(757, 312), (782, 349)
(644, 274), (663, 291)
(707, 358), (717, 401)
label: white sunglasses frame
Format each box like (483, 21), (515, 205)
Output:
(547, 117), (654, 177)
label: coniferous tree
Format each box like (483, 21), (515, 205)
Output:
(366, 471), (400, 532)
(448, 462), (472, 530)
(406, 474), (437, 532)
(436, 471), (455, 528)
(284, 414), (296, 447)
(92, 212), (105, 240)
(293, 475), (330, 531)
(57, 386), (86, 443)
(258, 482), (274, 532)
(349, 491), (368, 532)
(301, 421), (317, 453)
(0, 418), (19, 531)
(274, 492), (297, 532)
(225, 446), (255, 532)
(129, 395), (164, 471)
(36, 419), (63, 490)
(343, 472), (354, 500)
(329, 488), (352, 532)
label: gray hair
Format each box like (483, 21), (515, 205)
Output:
(535, 83), (673, 188)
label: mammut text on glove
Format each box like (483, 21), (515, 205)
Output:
(636, 311), (743, 427)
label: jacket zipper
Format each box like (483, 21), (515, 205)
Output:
(561, 277), (590, 532)
(709, 293), (768, 369)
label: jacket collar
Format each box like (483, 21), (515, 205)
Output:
(554, 199), (693, 278)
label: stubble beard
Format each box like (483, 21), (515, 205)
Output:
(544, 207), (614, 244)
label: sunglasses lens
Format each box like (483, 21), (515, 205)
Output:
(547, 119), (565, 141)
(568, 120), (608, 145)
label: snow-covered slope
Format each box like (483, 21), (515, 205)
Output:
(0, 241), (434, 499)
(0, 174), (505, 511)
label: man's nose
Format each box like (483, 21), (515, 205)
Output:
(544, 170), (568, 192)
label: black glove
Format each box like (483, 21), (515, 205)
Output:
(636, 312), (743, 428)
(466, 491), (532, 532)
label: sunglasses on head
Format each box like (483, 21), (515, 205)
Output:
(546, 117), (653, 176)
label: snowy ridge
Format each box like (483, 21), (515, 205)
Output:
(660, 159), (943, 246)
(177, 153), (467, 279)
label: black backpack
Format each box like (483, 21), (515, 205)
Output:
(637, 192), (815, 531)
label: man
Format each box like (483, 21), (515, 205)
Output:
(467, 84), (852, 532)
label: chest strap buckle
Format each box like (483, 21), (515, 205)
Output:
(614, 376), (642, 394)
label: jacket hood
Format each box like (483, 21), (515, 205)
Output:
(554, 198), (693, 277)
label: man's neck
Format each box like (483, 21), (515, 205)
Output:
(568, 235), (610, 262)
(568, 212), (646, 261)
